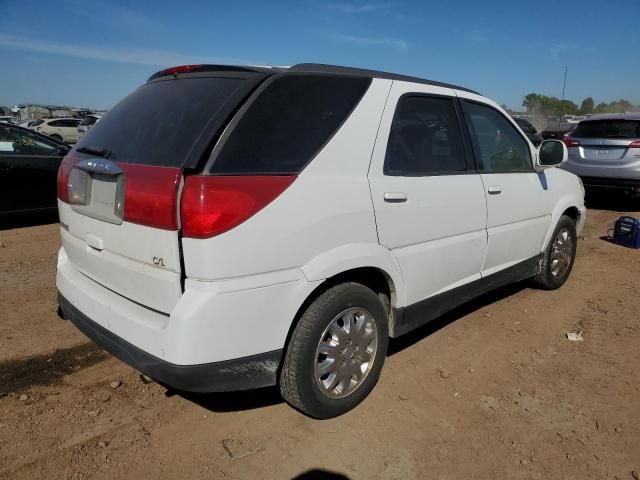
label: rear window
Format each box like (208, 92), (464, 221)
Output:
(31, 119), (44, 127)
(80, 116), (98, 126)
(572, 120), (640, 139)
(209, 74), (371, 174)
(76, 77), (245, 167)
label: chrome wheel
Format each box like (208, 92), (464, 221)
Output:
(550, 227), (574, 278)
(314, 307), (378, 399)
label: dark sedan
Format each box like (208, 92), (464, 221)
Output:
(513, 117), (543, 146)
(0, 123), (70, 216)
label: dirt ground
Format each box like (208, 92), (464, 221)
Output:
(1, 196), (639, 480)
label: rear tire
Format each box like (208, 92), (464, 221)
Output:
(533, 215), (577, 290)
(280, 282), (389, 419)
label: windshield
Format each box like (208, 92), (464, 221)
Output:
(572, 120), (640, 139)
(75, 77), (245, 167)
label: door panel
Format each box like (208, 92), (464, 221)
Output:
(456, 93), (552, 274)
(481, 172), (551, 274)
(368, 82), (488, 307)
(0, 125), (62, 213)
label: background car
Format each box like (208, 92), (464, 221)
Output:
(541, 121), (574, 140)
(19, 119), (44, 129)
(0, 116), (17, 124)
(76, 114), (102, 142)
(561, 112), (640, 197)
(513, 117), (543, 145)
(0, 123), (70, 215)
(34, 117), (81, 144)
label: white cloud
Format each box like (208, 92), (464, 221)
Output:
(321, 2), (390, 13)
(59, 0), (160, 32)
(0, 33), (253, 67)
(329, 32), (408, 51)
(550, 43), (579, 59)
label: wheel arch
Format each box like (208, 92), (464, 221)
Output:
(300, 243), (405, 308)
(542, 196), (584, 250)
(282, 244), (405, 352)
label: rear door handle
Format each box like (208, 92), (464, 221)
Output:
(384, 192), (408, 203)
(487, 186), (502, 195)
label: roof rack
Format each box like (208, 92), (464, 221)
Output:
(289, 63), (480, 95)
(146, 62), (480, 95)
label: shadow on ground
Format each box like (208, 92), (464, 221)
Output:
(585, 190), (640, 212)
(293, 470), (350, 479)
(0, 211), (59, 231)
(0, 342), (106, 394)
(388, 281), (528, 355)
(173, 386), (284, 412)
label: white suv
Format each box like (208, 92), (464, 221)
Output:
(56, 64), (586, 418)
(36, 117), (81, 143)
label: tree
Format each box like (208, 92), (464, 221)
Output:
(578, 97), (594, 115)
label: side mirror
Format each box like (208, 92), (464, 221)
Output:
(57, 145), (71, 156)
(536, 139), (567, 169)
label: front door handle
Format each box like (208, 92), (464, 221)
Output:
(487, 186), (502, 195)
(384, 192), (408, 203)
(0, 162), (13, 171)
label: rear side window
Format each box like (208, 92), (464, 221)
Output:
(209, 74), (371, 174)
(76, 77), (245, 167)
(80, 116), (98, 126)
(463, 102), (531, 172)
(572, 120), (640, 139)
(384, 95), (467, 175)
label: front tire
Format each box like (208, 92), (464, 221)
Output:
(280, 283), (389, 419)
(533, 215), (577, 290)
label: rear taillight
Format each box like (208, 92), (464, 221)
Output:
(181, 176), (296, 239)
(118, 164), (182, 230)
(563, 137), (580, 148)
(57, 155), (80, 203)
(67, 168), (92, 205)
(629, 141), (640, 148)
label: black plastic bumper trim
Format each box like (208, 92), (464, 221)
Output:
(580, 176), (640, 190)
(58, 293), (282, 393)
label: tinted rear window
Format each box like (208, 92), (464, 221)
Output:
(209, 74), (371, 174)
(80, 116), (98, 126)
(572, 120), (640, 139)
(76, 77), (245, 167)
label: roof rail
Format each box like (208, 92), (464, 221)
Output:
(289, 63), (480, 95)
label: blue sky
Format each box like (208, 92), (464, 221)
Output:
(1, 0), (638, 110)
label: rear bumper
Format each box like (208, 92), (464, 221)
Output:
(579, 176), (640, 191)
(56, 246), (319, 392)
(59, 293), (282, 392)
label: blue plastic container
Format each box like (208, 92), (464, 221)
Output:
(613, 216), (640, 249)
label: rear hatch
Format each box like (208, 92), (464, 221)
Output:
(566, 119), (640, 169)
(57, 68), (266, 313)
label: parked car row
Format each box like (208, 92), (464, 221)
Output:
(5, 114), (103, 145)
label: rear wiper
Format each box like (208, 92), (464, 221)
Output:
(76, 146), (114, 159)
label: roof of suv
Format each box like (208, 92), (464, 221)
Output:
(148, 63), (481, 95)
(288, 63), (480, 95)
(582, 112), (640, 121)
